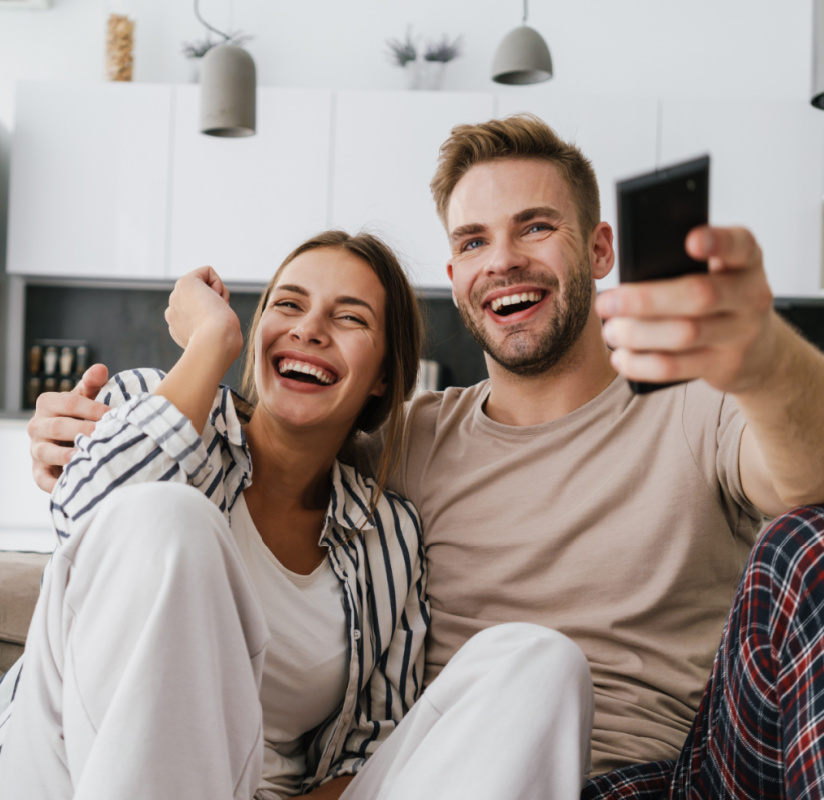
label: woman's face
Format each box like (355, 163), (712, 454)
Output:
(253, 247), (387, 437)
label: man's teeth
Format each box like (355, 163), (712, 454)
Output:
(490, 292), (543, 313)
(278, 359), (335, 385)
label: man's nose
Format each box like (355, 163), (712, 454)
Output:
(484, 238), (528, 277)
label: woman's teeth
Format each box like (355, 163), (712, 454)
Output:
(278, 359), (336, 385)
(490, 291), (543, 314)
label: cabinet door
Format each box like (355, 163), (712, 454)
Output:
(660, 98), (824, 297)
(168, 86), (332, 284)
(497, 93), (660, 290)
(7, 82), (172, 279)
(331, 91), (496, 289)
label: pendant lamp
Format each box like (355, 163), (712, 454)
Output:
(193, 0), (256, 136)
(813, 0), (824, 109)
(491, 0), (553, 85)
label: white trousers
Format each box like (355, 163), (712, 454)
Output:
(340, 622), (594, 800)
(0, 483), (270, 800)
(0, 482), (595, 800)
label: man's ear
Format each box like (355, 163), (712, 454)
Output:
(590, 222), (615, 281)
(447, 261), (458, 307)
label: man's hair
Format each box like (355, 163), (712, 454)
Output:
(430, 113), (601, 238)
(240, 230), (422, 500)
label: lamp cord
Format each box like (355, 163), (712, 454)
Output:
(194, 0), (231, 42)
(523, 0), (528, 24)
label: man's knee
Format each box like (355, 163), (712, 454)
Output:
(751, 505), (824, 579)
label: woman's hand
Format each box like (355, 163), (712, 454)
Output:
(165, 266), (242, 362)
(155, 267), (244, 434)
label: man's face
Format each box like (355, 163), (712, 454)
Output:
(446, 158), (594, 377)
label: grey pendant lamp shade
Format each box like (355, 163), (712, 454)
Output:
(492, 0), (552, 85)
(200, 44), (256, 137)
(813, 0), (824, 108)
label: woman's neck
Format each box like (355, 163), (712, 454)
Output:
(242, 411), (344, 511)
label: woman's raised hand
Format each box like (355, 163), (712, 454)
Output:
(156, 267), (244, 434)
(165, 266), (243, 360)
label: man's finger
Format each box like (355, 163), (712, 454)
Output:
(32, 463), (60, 494)
(685, 226), (762, 272)
(72, 363), (109, 400)
(33, 392), (109, 424)
(31, 440), (77, 469)
(597, 269), (761, 320)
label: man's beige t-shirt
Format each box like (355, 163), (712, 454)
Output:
(379, 375), (761, 775)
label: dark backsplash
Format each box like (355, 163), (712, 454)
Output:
(22, 284), (824, 410)
(23, 284), (489, 408)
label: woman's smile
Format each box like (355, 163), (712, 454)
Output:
(253, 247), (387, 435)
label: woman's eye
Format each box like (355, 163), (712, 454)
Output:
(339, 314), (367, 325)
(273, 299), (300, 310)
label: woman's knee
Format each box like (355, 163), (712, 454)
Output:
(448, 623), (591, 696)
(76, 483), (231, 573)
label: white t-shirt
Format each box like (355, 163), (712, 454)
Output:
(231, 493), (349, 798)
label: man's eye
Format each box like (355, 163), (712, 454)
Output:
(462, 238), (484, 252)
(527, 223), (552, 234)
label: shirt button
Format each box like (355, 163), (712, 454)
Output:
(353, 630), (361, 640)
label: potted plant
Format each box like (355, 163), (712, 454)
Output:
(386, 29), (462, 90)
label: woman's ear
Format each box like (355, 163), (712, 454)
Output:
(370, 375), (387, 398)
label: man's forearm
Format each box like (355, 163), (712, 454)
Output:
(737, 312), (824, 510)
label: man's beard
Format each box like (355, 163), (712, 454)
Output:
(455, 259), (593, 378)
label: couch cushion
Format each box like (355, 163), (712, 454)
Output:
(0, 551), (49, 647)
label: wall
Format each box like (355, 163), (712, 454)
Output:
(0, 0), (819, 402)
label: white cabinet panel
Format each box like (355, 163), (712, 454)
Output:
(0, 422), (52, 534)
(7, 82), (172, 279)
(497, 94), (660, 290)
(331, 91), (495, 289)
(660, 99), (824, 297)
(168, 86), (332, 284)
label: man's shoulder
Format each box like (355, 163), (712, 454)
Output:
(405, 380), (489, 434)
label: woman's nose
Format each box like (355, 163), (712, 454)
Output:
(289, 315), (329, 345)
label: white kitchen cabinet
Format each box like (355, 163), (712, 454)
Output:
(330, 90), (496, 289)
(659, 98), (824, 297)
(168, 87), (333, 284)
(0, 420), (54, 551)
(497, 93), (660, 290)
(7, 81), (172, 279)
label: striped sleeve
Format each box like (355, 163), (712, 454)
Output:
(50, 369), (223, 543)
(328, 490), (429, 778)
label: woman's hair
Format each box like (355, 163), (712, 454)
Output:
(430, 112), (601, 239)
(240, 229), (423, 496)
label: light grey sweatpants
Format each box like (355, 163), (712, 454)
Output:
(340, 622), (594, 800)
(0, 483), (270, 800)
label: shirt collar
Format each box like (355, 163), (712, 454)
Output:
(324, 461), (377, 539)
(210, 387), (252, 478)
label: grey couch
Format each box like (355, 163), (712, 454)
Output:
(0, 551), (50, 678)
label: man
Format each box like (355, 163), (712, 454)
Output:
(28, 114), (824, 798)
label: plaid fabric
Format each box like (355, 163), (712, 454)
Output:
(582, 506), (824, 800)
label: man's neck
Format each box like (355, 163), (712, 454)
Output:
(482, 325), (618, 427)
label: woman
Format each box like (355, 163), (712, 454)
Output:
(0, 231), (429, 800)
